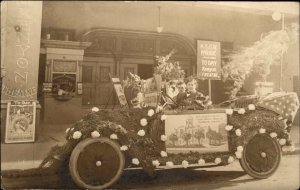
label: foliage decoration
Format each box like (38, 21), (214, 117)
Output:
(154, 49), (185, 81)
(222, 23), (299, 98)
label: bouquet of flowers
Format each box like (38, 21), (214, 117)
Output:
(154, 49), (185, 81)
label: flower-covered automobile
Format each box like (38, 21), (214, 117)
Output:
(33, 91), (299, 190)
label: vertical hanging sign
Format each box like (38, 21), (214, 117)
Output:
(197, 40), (221, 80)
(1, 1), (42, 100)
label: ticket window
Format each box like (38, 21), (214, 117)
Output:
(45, 60), (79, 100)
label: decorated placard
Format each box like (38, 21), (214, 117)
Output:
(165, 110), (228, 154)
(110, 75), (128, 108)
(5, 101), (36, 143)
(114, 83), (128, 107)
(142, 77), (159, 107)
(197, 40), (221, 80)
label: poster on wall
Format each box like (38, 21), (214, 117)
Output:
(164, 110), (228, 154)
(197, 40), (221, 80)
(5, 101), (36, 143)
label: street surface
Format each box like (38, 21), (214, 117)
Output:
(2, 154), (299, 190)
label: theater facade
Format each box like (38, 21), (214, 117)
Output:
(1, 2), (299, 141)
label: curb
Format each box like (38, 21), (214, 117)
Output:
(282, 149), (299, 156)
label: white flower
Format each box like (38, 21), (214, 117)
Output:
(147, 109), (155, 117)
(182, 160), (189, 168)
(65, 128), (70, 133)
(228, 156), (234, 163)
(166, 161), (174, 168)
(207, 100), (212, 106)
(110, 133), (118, 140)
(92, 107), (99, 112)
(72, 131), (82, 139)
(156, 106), (163, 113)
(137, 130), (146, 137)
(225, 109), (233, 115)
(91, 131), (100, 138)
(238, 108), (246, 114)
(270, 132), (277, 138)
(279, 139), (286, 145)
(225, 125), (233, 131)
(288, 144), (296, 152)
(160, 151), (168, 157)
(259, 128), (266, 134)
(95, 161), (102, 167)
(215, 158), (221, 164)
(235, 151), (242, 159)
(152, 160), (160, 167)
(120, 145), (128, 151)
(161, 115), (167, 121)
(161, 135), (167, 141)
(248, 104), (256, 110)
(198, 159), (205, 165)
(235, 129), (242, 136)
(132, 158), (140, 165)
(140, 118), (148, 126)
(237, 146), (243, 152)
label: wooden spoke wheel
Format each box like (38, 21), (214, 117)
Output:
(239, 134), (281, 179)
(69, 138), (125, 189)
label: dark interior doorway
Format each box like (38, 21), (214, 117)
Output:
(138, 64), (153, 79)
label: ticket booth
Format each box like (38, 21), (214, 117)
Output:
(40, 40), (91, 124)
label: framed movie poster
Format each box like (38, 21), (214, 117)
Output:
(5, 101), (36, 143)
(164, 110), (228, 154)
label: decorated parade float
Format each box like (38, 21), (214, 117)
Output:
(3, 24), (299, 189)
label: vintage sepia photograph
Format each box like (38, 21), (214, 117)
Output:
(1, 1), (299, 189)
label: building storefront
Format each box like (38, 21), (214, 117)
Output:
(1, 1), (299, 137)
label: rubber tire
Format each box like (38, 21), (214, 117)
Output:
(69, 137), (125, 190)
(239, 133), (281, 179)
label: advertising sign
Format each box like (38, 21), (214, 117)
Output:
(197, 40), (221, 80)
(5, 101), (36, 143)
(1, 2), (42, 100)
(165, 110), (228, 154)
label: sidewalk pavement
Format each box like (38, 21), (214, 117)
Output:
(1, 123), (71, 170)
(1, 123), (299, 171)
